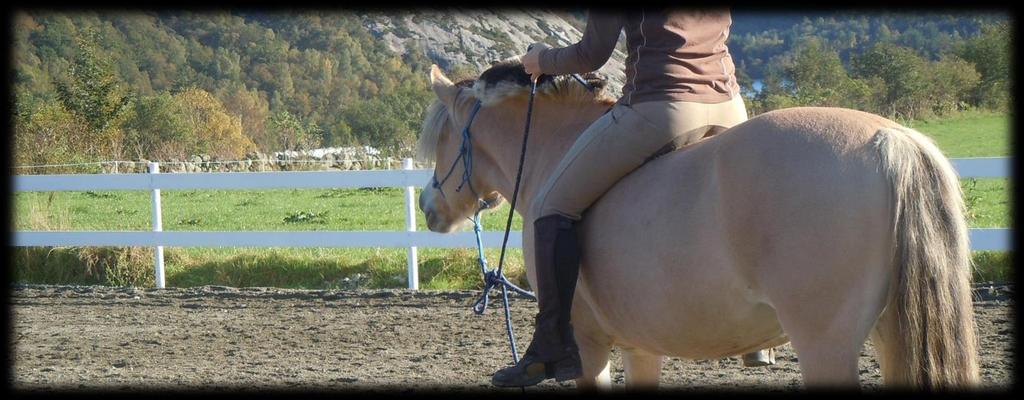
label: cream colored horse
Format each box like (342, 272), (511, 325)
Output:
(416, 63), (978, 390)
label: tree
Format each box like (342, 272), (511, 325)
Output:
(174, 87), (255, 158)
(340, 86), (432, 156)
(120, 92), (189, 159)
(217, 83), (272, 151)
(17, 11), (1006, 169)
(956, 21), (1010, 110)
(751, 38), (875, 114)
(925, 56), (981, 115)
(267, 109), (320, 151)
(325, 121), (357, 147)
(851, 43), (931, 119)
(781, 38), (850, 105)
(52, 29), (131, 157)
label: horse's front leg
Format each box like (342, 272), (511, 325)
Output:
(571, 295), (613, 391)
(622, 346), (664, 389)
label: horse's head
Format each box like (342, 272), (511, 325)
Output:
(416, 65), (504, 233)
(415, 62), (612, 233)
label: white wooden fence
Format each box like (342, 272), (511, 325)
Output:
(11, 157), (1012, 289)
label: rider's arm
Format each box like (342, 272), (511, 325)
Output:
(537, 11), (624, 75)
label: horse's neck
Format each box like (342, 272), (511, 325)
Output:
(488, 99), (607, 220)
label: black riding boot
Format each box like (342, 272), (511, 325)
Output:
(491, 214), (583, 387)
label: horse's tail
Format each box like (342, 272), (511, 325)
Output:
(872, 126), (979, 389)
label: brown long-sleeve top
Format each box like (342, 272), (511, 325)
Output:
(538, 9), (739, 105)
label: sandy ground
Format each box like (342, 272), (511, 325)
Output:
(9, 283), (1014, 392)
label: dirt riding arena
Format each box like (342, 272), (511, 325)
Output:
(10, 284), (1014, 392)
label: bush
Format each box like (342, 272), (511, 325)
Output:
(924, 56), (981, 116)
(14, 100), (87, 168)
(956, 21), (1011, 111)
(851, 42), (933, 119)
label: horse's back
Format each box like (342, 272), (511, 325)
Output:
(714, 107), (899, 158)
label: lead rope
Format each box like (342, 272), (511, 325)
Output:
(470, 79), (538, 391)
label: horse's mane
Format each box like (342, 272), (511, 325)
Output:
(471, 59), (612, 105)
(416, 59), (614, 162)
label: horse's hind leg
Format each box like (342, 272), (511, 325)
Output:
(622, 346), (663, 389)
(867, 303), (910, 387)
(788, 335), (862, 388)
(765, 258), (886, 389)
(740, 168), (891, 389)
(768, 262), (888, 389)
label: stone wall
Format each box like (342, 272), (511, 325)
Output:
(101, 148), (426, 174)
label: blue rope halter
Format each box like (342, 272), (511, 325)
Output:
(431, 100), (483, 202)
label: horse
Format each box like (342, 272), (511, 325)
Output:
(415, 61), (979, 390)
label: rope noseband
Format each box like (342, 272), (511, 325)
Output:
(431, 99), (485, 205)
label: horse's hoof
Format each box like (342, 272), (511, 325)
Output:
(741, 348), (776, 367)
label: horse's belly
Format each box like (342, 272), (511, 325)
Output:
(578, 244), (785, 358)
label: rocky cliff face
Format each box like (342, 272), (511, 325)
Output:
(361, 10), (627, 97)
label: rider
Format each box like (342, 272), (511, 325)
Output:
(492, 9), (768, 387)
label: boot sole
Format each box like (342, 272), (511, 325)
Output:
(553, 363), (583, 382)
(491, 373), (547, 388)
(555, 372), (582, 382)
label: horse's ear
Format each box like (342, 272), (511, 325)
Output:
(430, 65), (458, 106)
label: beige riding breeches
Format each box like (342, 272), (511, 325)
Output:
(529, 95), (748, 221)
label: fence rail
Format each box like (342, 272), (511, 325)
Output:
(11, 157), (1011, 289)
(12, 231), (522, 248)
(13, 169), (435, 191)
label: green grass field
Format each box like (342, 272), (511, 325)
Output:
(907, 110), (1012, 157)
(12, 111), (1012, 288)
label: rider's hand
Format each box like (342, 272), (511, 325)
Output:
(521, 42), (550, 83)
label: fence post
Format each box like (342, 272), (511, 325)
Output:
(403, 158), (419, 290)
(149, 162), (166, 289)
